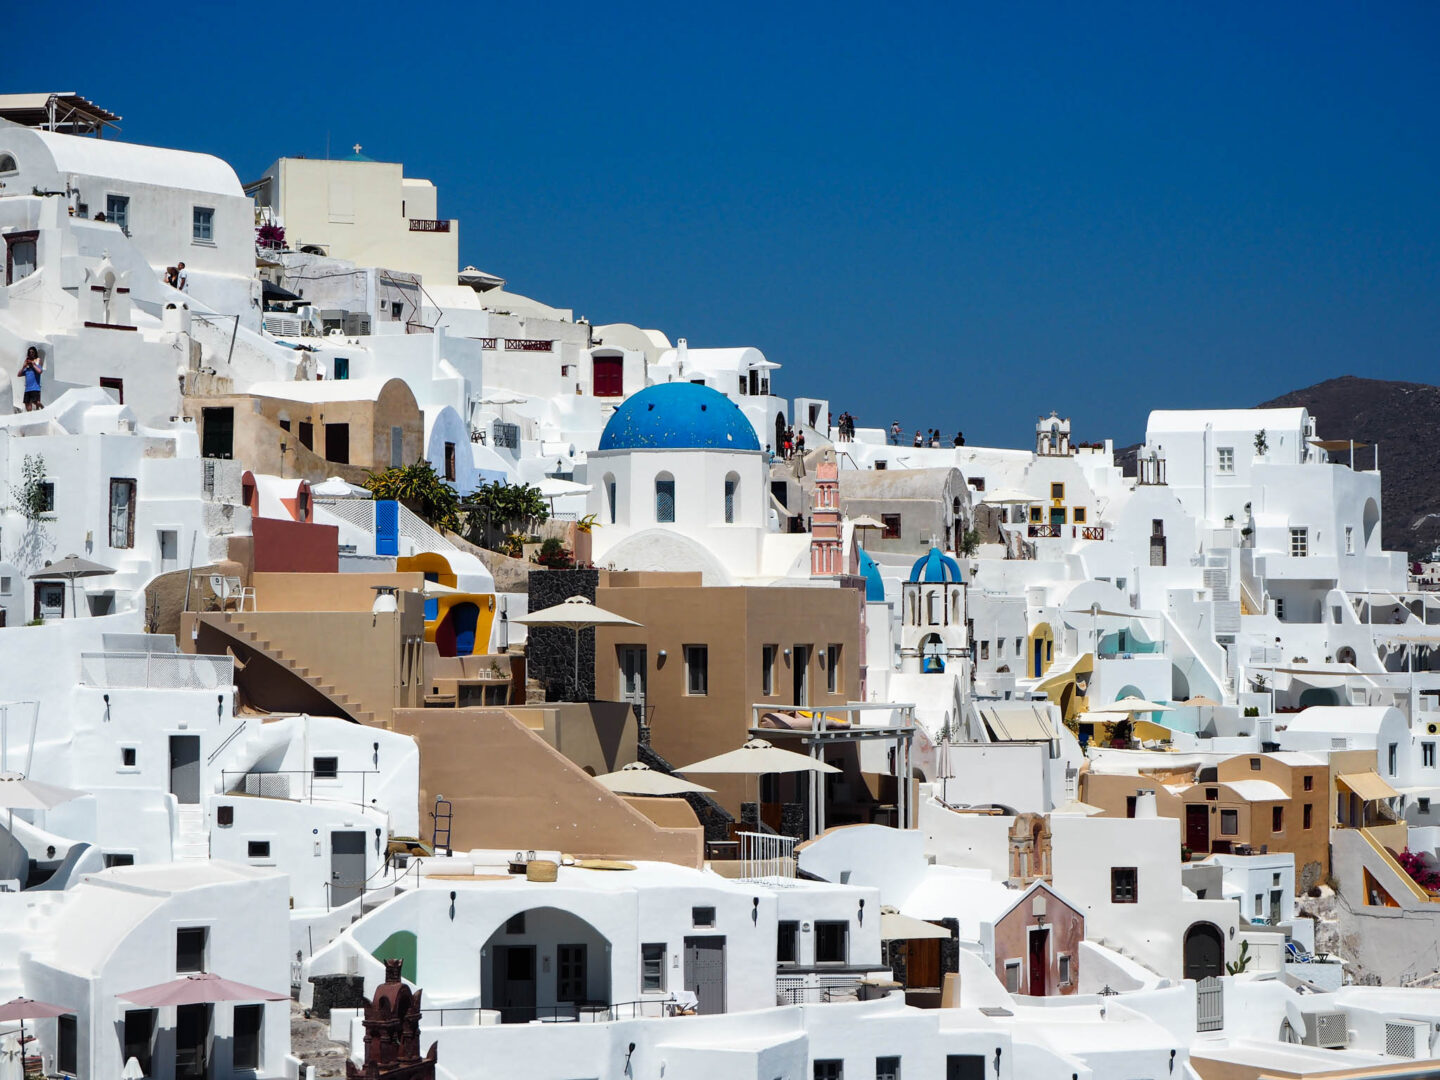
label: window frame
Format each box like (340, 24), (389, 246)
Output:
(176, 926), (208, 973)
(825, 643), (841, 694)
(684, 645), (708, 696)
(192, 205), (215, 244)
(1217, 446), (1235, 474)
(814, 920), (849, 964)
(641, 942), (666, 992)
(232, 1003), (262, 1071)
(762, 644), (777, 696)
(655, 476), (676, 523)
(1110, 866), (1138, 904)
(1220, 808), (1239, 836)
(312, 755), (339, 781)
(109, 477), (137, 549)
(1272, 805), (1284, 832)
(881, 513), (902, 539)
(1289, 527), (1309, 558)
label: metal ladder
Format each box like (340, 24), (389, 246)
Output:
(430, 795), (453, 855)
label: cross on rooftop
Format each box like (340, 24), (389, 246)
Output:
(353, 144), (362, 154)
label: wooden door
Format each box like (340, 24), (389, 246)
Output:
(1185, 804), (1210, 853)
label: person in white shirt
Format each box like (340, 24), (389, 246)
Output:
(176, 262), (189, 292)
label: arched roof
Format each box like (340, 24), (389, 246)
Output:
(599, 382), (760, 452)
(23, 128), (243, 198)
(908, 547), (964, 583)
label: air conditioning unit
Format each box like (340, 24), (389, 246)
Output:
(1301, 1010), (1350, 1049)
(343, 312), (371, 336)
(1385, 1019), (1431, 1059)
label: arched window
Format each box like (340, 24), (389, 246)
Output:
(603, 473), (617, 524)
(724, 471), (739, 524)
(655, 472), (675, 523)
(0, 154), (16, 175)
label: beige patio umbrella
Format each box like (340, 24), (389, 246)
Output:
(1089, 696), (1172, 714)
(1050, 797), (1105, 817)
(1181, 695), (1222, 708)
(513, 596), (640, 700)
(0, 773), (85, 845)
(593, 762), (714, 797)
(849, 515), (885, 530)
(879, 907), (952, 941)
(678, 738), (840, 776)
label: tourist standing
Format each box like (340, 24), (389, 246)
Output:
(18, 346), (43, 411)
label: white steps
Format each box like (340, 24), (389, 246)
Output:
(173, 804), (209, 861)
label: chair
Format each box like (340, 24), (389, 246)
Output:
(1285, 941), (1313, 963)
(210, 574), (257, 612)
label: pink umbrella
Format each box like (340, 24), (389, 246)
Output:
(117, 973), (287, 1007)
(0, 997), (71, 1064)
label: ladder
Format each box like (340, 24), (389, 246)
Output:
(430, 795), (453, 855)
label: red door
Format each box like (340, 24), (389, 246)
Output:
(1028, 928), (1049, 995)
(1186, 805), (1210, 853)
(593, 356), (623, 397)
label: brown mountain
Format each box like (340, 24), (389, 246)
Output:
(1260, 376), (1440, 561)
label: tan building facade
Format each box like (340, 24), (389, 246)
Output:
(1082, 753), (1330, 892)
(591, 572), (865, 816)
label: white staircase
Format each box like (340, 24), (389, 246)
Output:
(173, 805), (209, 861)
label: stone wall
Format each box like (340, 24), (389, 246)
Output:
(525, 568), (599, 701)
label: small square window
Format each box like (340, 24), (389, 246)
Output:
(1050, 482), (1064, 500)
(312, 756), (338, 780)
(641, 943), (666, 991)
(1289, 527), (1309, 558)
(247, 840), (270, 859)
(881, 513), (902, 539)
(1205, 787), (1218, 801)
(1250, 757), (1261, 771)
(121, 747), (137, 767)
(1004, 959), (1022, 992)
(1111, 866), (1138, 903)
(1272, 806), (1284, 832)
(1073, 507), (1087, 523)
(1058, 953), (1072, 985)
(814, 1063), (844, 1080)
(692, 906), (716, 928)
(1221, 809), (1238, 835)
(1217, 447), (1235, 474)
(104, 853), (134, 868)
(1029, 506), (1042, 523)
(1421, 798), (1432, 815)
(1303, 774), (1314, 791)
(217, 805), (234, 827)
(875, 1056), (901, 1080)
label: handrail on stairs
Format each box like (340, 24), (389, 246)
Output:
(206, 720), (248, 766)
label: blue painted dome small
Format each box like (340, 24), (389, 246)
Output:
(599, 382), (761, 452)
(908, 547), (964, 583)
(858, 548), (886, 602)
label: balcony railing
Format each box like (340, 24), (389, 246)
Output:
(737, 830), (796, 884)
(504, 339), (553, 352)
(1028, 524), (1062, 539)
(79, 652), (233, 690)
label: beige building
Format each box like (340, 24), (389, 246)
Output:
(185, 376), (424, 484)
(591, 571), (865, 819)
(247, 155), (459, 282)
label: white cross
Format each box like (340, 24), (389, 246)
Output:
(352, 143), (362, 155)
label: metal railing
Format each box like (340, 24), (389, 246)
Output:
(79, 652), (233, 690)
(1028, 524), (1062, 539)
(776, 975), (868, 1005)
(424, 998), (680, 1026)
(221, 767), (380, 807)
(737, 830), (796, 883)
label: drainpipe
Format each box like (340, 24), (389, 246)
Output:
(1203, 423), (1212, 526)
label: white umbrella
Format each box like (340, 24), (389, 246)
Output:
(1051, 797), (1105, 817)
(0, 773), (85, 839)
(513, 596), (640, 701)
(0, 773), (85, 811)
(880, 908), (952, 941)
(678, 738), (840, 776)
(593, 762), (714, 796)
(420, 580), (459, 596)
(121, 1057), (145, 1080)
(536, 477), (591, 498)
(849, 515), (885, 529)
(980, 489), (1033, 504)
(1089, 696), (1172, 714)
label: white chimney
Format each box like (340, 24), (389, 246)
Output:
(1134, 789), (1158, 819)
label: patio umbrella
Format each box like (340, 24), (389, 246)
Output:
(1088, 696), (1172, 714)
(1050, 797), (1105, 817)
(0, 773), (85, 839)
(28, 554), (115, 618)
(513, 596), (640, 701)
(879, 908), (952, 941)
(117, 973), (287, 1007)
(849, 515), (885, 530)
(1181, 695), (1222, 708)
(0, 997), (70, 1065)
(592, 762), (714, 797)
(678, 738), (840, 776)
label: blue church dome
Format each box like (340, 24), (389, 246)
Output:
(599, 383), (761, 452)
(858, 548), (886, 602)
(908, 547), (964, 583)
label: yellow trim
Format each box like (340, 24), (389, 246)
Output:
(397, 552), (458, 588)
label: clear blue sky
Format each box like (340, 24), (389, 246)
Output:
(11, 1), (1439, 447)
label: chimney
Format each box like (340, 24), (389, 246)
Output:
(1134, 789), (1158, 819)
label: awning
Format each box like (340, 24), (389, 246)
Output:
(880, 909), (952, 941)
(1337, 771), (1398, 802)
(979, 703), (1054, 742)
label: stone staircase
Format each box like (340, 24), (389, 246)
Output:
(173, 804), (209, 861)
(196, 614), (374, 725)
